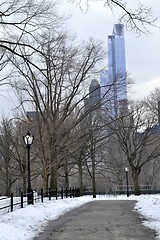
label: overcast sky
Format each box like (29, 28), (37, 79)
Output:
(62, 0), (160, 100)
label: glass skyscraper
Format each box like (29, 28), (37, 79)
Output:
(100, 24), (127, 117)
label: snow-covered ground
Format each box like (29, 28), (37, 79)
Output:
(0, 194), (160, 240)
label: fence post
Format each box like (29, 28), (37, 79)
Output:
(49, 188), (51, 200)
(66, 187), (68, 198)
(70, 187), (72, 198)
(56, 188), (58, 200)
(73, 187), (75, 198)
(11, 193), (13, 212)
(61, 188), (63, 199)
(32, 190), (34, 205)
(41, 189), (43, 203)
(21, 192), (23, 208)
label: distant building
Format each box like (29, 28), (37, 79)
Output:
(89, 79), (101, 108)
(100, 24), (128, 117)
(84, 79), (101, 119)
(100, 69), (108, 98)
(26, 111), (39, 121)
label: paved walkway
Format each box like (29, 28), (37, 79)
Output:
(33, 200), (156, 240)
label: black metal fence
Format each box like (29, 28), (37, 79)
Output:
(0, 187), (80, 215)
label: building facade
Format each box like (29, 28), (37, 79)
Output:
(89, 79), (101, 108)
(84, 79), (101, 114)
(100, 23), (128, 117)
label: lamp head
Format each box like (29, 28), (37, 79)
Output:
(24, 131), (34, 146)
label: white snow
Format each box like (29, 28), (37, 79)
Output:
(0, 194), (160, 239)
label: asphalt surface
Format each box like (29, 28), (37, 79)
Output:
(33, 200), (156, 240)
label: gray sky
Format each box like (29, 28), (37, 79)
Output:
(62, 0), (160, 100)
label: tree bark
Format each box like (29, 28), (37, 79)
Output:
(132, 169), (141, 196)
(64, 171), (69, 189)
(91, 147), (96, 198)
(78, 158), (84, 196)
(43, 174), (49, 192)
(50, 165), (57, 190)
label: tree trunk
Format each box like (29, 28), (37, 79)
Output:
(91, 148), (96, 198)
(50, 165), (57, 190)
(43, 174), (49, 192)
(78, 158), (83, 196)
(64, 159), (69, 188)
(132, 169), (141, 196)
(64, 171), (69, 189)
(5, 164), (10, 196)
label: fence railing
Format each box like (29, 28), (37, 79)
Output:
(0, 187), (80, 215)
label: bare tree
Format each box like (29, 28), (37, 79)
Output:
(143, 87), (160, 124)
(69, 0), (158, 34)
(0, 0), (65, 82)
(0, 116), (38, 195)
(8, 21), (104, 190)
(108, 101), (160, 195)
(0, 117), (19, 195)
(0, 0), (105, 192)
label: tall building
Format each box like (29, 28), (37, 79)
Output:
(84, 79), (101, 116)
(89, 79), (101, 108)
(100, 24), (128, 117)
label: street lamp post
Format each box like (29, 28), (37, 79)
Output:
(125, 167), (129, 197)
(23, 131), (34, 204)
